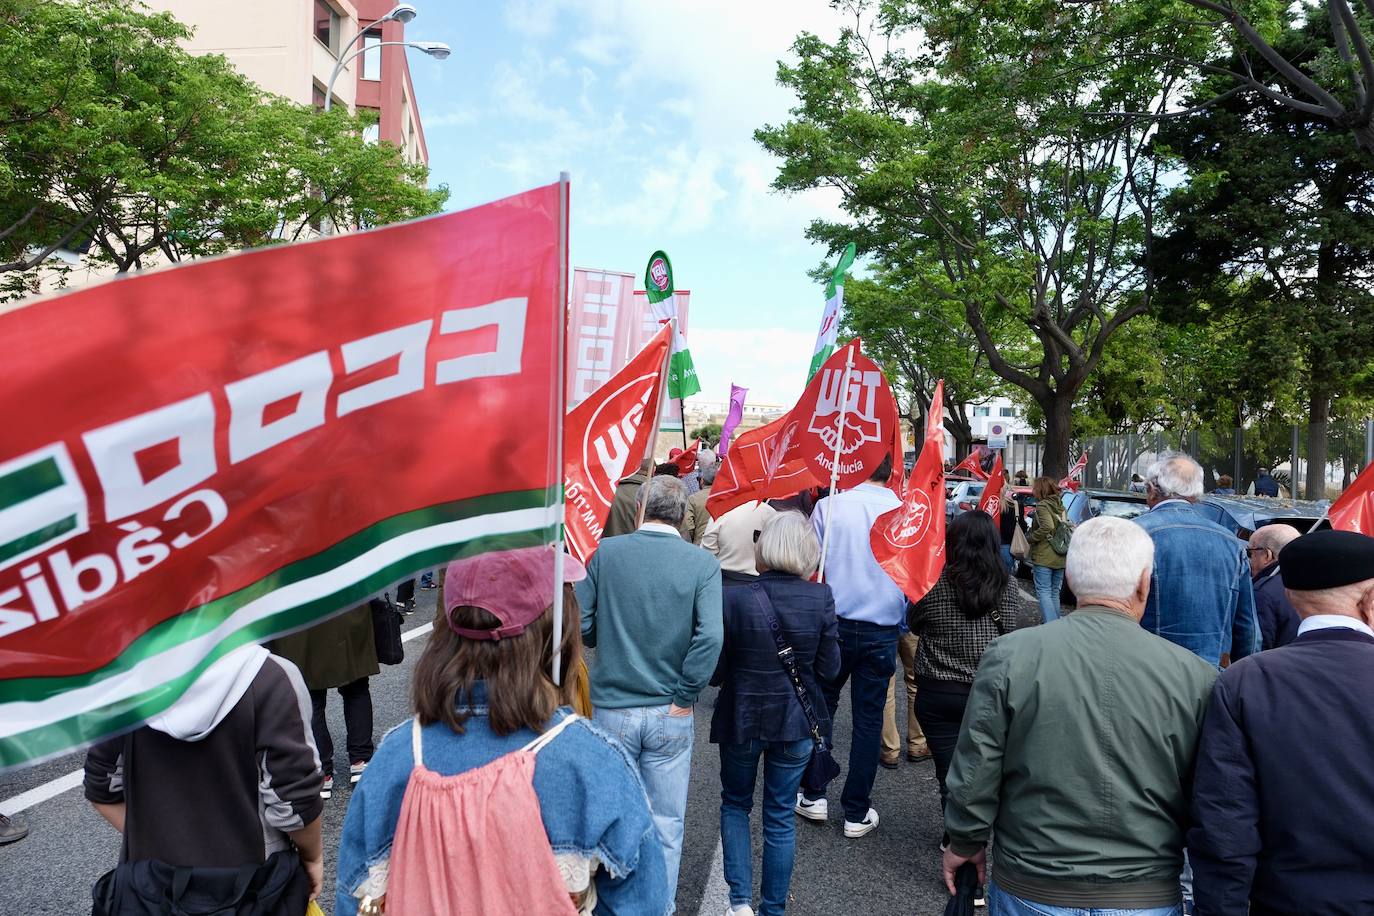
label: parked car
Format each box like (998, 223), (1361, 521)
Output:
(1067, 488), (1149, 525)
(1195, 495), (1328, 539)
(947, 480), (987, 520)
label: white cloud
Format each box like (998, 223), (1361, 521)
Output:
(687, 326), (815, 407)
(423, 105), (478, 129)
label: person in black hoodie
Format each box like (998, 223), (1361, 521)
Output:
(1189, 530), (1374, 914)
(85, 645), (324, 902)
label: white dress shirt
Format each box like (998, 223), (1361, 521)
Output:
(1296, 614), (1374, 639)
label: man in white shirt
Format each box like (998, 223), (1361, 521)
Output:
(796, 455), (903, 838)
(703, 501), (777, 576)
(1189, 529), (1374, 914)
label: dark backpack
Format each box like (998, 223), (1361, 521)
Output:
(1048, 504), (1075, 556)
(92, 849), (308, 916)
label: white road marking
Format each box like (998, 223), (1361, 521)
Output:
(0, 768), (83, 815)
(696, 839), (729, 915)
(0, 619), (434, 815)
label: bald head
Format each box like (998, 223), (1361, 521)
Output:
(1249, 524), (1301, 578)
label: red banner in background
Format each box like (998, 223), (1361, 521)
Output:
(0, 183), (566, 770)
(565, 268), (690, 430)
(872, 379), (948, 604)
(707, 416), (823, 520)
(563, 324), (671, 563)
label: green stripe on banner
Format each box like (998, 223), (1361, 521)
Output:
(0, 525), (550, 770)
(0, 514), (77, 566)
(0, 456), (64, 511)
(0, 487), (556, 706)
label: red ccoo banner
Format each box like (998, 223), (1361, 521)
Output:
(0, 182), (568, 770)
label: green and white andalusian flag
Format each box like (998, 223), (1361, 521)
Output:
(807, 242), (857, 382)
(644, 250), (701, 400)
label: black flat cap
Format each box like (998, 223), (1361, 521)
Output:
(1279, 529), (1374, 591)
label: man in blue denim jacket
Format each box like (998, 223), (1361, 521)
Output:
(1134, 454), (1260, 667)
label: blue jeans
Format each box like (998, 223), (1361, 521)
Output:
(802, 618), (898, 822)
(1001, 544), (1017, 573)
(593, 704), (694, 899)
(988, 881), (1182, 915)
(1032, 564), (1065, 623)
(719, 738), (812, 916)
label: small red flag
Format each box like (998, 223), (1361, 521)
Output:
(563, 323), (672, 563)
(706, 416), (823, 520)
(1058, 452), (1088, 490)
(1329, 463), (1374, 535)
(886, 385), (907, 494)
(871, 379), (948, 603)
(671, 439), (701, 475)
(950, 452), (989, 480)
(978, 453), (1007, 516)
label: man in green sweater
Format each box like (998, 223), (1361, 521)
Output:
(942, 516), (1216, 914)
(576, 474), (723, 901)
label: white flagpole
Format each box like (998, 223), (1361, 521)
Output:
(552, 172), (570, 686)
(817, 344), (857, 584)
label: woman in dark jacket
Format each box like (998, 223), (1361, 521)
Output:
(272, 603), (379, 798)
(710, 511), (840, 916)
(909, 511), (1039, 824)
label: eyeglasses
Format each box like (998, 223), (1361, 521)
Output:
(1245, 547), (1271, 556)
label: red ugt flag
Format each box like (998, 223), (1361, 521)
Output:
(1328, 463), (1374, 535)
(871, 380), (948, 603)
(564, 323), (672, 563)
(978, 453), (1007, 516)
(769, 340), (898, 491)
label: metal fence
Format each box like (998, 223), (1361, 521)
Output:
(1005, 419), (1374, 502)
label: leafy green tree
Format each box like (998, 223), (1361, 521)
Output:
(0, 0), (447, 298)
(757, 0), (1204, 475)
(842, 274), (1006, 457)
(1153, 9), (1374, 496)
(689, 423), (723, 445)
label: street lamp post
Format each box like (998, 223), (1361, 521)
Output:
(321, 2), (449, 112)
(323, 40), (450, 111)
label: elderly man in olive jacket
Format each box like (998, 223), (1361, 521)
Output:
(942, 517), (1216, 913)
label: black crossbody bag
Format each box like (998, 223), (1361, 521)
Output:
(748, 583), (841, 789)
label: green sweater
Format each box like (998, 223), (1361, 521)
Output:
(576, 526), (723, 709)
(945, 607), (1217, 909)
(1026, 494), (1068, 569)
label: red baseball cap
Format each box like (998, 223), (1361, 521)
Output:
(443, 546), (586, 640)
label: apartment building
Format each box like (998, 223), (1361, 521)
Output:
(143, 0), (429, 165)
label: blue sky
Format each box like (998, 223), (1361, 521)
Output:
(403, 1), (854, 407)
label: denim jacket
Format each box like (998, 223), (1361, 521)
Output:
(334, 683), (670, 916)
(1134, 501), (1260, 667)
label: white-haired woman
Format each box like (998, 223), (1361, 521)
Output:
(709, 512), (841, 916)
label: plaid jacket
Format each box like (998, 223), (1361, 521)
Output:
(908, 573), (1040, 683)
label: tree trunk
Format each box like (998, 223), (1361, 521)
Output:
(1039, 394), (1074, 478)
(1306, 386), (1330, 499)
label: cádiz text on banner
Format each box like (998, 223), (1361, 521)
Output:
(0, 180), (568, 771)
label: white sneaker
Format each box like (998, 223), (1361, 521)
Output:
(725, 906), (755, 916)
(843, 807), (880, 838)
(794, 793), (828, 822)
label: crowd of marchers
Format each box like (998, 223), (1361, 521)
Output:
(45, 447), (1374, 916)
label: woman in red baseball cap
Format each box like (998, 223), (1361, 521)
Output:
(334, 546), (670, 916)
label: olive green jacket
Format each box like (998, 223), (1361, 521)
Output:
(945, 607), (1217, 909)
(1027, 493), (1068, 569)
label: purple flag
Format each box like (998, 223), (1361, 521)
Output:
(719, 383), (748, 454)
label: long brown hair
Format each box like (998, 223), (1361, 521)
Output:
(1032, 476), (1061, 500)
(411, 583), (582, 736)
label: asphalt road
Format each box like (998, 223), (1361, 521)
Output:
(1, 584), (966, 915)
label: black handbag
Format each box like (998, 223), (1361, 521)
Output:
(91, 848), (309, 916)
(370, 595), (404, 666)
(748, 583), (841, 789)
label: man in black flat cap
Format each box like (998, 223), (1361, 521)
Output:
(1188, 529), (1374, 915)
